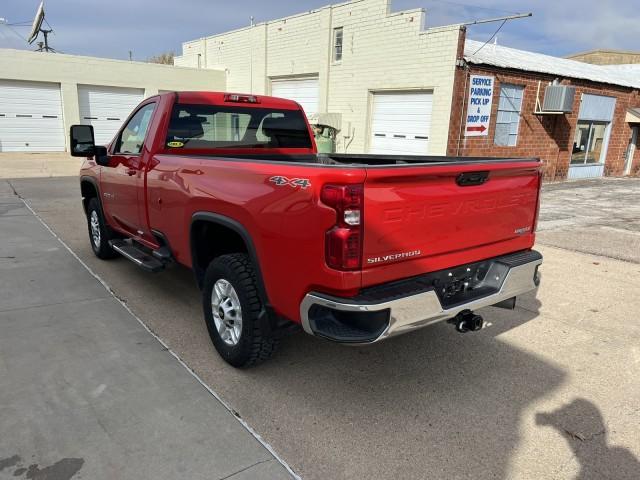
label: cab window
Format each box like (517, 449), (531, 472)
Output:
(165, 104), (311, 149)
(115, 103), (156, 154)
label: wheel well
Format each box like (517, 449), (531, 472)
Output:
(191, 220), (249, 286)
(81, 180), (98, 213)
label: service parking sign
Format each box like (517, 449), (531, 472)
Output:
(465, 75), (494, 136)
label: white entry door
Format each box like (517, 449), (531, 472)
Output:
(270, 77), (319, 118)
(0, 80), (65, 152)
(624, 127), (638, 175)
(78, 85), (144, 146)
(369, 92), (433, 155)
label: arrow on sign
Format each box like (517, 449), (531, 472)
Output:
(466, 125), (487, 133)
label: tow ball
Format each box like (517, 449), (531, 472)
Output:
(450, 310), (484, 333)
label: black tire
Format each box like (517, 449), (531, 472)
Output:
(202, 253), (279, 367)
(86, 197), (117, 259)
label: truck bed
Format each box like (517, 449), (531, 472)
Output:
(183, 152), (538, 166)
(150, 150), (541, 300)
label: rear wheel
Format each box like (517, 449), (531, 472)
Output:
(86, 197), (117, 259)
(202, 253), (279, 367)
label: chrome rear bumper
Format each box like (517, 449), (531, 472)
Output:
(300, 250), (542, 344)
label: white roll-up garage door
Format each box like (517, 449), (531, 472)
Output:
(369, 91), (433, 156)
(0, 80), (65, 152)
(78, 85), (144, 145)
(270, 77), (319, 118)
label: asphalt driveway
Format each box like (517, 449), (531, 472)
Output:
(2, 175), (640, 479)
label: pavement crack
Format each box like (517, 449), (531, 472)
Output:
(563, 428), (606, 442)
(0, 296), (110, 314)
(217, 459), (273, 480)
(6, 179), (22, 199)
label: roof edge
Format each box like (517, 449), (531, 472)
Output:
(566, 48), (640, 58)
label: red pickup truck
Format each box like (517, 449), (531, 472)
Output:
(70, 91), (542, 367)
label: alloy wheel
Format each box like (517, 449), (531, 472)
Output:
(211, 279), (243, 346)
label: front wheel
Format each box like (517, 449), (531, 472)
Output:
(202, 253), (279, 367)
(86, 197), (117, 259)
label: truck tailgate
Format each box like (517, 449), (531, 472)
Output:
(362, 159), (541, 287)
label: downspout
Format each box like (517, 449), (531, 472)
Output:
(456, 62), (470, 156)
(203, 38), (208, 68)
(324, 5), (333, 114)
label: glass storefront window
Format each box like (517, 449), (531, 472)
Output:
(571, 121), (608, 164)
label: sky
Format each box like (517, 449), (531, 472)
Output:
(1, 0), (639, 61)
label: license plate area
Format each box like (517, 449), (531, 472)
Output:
(356, 250), (540, 307)
(431, 260), (510, 308)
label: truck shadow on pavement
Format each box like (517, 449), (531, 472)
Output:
(255, 297), (568, 479)
(260, 298), (637, 479)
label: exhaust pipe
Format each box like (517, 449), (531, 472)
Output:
(452, 310), (484, 333)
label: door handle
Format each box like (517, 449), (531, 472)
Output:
(126, 169), (137, 176)
(456, 171), (489, 186)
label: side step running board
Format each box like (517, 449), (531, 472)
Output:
(109, 239), (166, 272)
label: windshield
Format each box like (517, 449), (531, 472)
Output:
(165, 103), (312, 150)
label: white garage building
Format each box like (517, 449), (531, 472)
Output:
(174, 0), (462, 155)
(0, 49), (225, 152)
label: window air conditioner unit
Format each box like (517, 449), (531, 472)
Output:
(542, 85), (576, 112)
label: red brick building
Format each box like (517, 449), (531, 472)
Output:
(447, 35), (640, 181)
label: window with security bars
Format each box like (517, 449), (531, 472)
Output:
(333, 27), (343, 62)
(494, 84), (524, 146)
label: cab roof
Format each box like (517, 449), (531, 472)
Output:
(160, 91), (303, 110)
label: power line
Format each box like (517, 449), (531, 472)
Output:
(5, 23), (28, 42)
(0, 26), (11, 43)
(0, 23), (25, 47)
(472, 18), (507, 55)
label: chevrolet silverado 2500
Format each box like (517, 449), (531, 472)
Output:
(70, 91), (542, 367)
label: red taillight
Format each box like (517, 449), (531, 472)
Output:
(224, 93), (260, 103)
(321, 184), (363, 270)
(533, 169), (543, 232)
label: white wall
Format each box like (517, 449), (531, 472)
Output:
(0, 48), (226, 150)
(175, 0), (463, 154)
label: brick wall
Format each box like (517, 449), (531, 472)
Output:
(567, 50), (640, 66)
(447, 64), (640, 180)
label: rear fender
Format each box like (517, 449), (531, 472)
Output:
(190, 212), (291, 333)
(190, 212), (268, 302)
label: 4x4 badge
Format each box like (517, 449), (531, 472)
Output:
(269, 176), (311, 189)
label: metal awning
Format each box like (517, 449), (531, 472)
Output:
(626, 107), (640, 123)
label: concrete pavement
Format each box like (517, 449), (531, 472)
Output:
(4, 175), (639, 479)
(538, 177), (640, 263)
(0, 153), (82, 179)
(0, 180), (294, 479)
